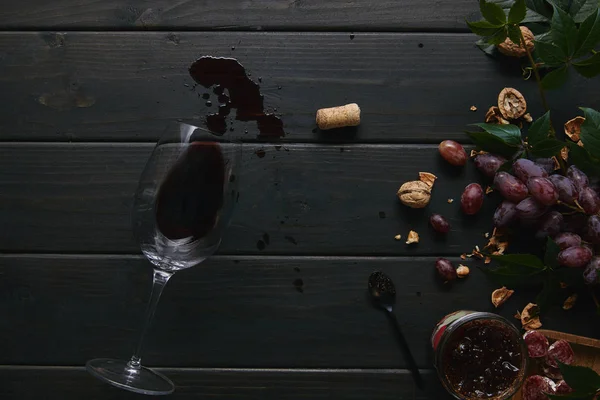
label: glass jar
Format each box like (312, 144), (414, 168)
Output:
(431, 311), (527, 400)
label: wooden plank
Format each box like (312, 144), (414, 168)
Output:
(1, 254), (598, 367)
(2, 143), (511, 255)
(0, 1), (479, 31)
(1, 32), (598, 142)
(0, 366), (446, 399)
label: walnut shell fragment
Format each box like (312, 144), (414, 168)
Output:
(485, 106), (510, 125)
(563, 294), (577, 310)
(497, 26), (535, 58)
(564, 116), (585, 142)
(419, 172), (437, 188)
(498, 88), (527, 120)
(491, 286), (514, 308)
(456, 265), (470, 278)
(397, 181), (431, 208)
(521, 303), (542, 330)
(405, 230), (419, 244)
(560, 146), (569, 162)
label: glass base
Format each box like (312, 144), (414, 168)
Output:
(86, 358), (174, 395)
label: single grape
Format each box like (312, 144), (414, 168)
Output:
(535, 211), (563, 239)
(513, 159), (548, 182)
(493, 201), (518, 228)
(583, 257), (600, 286)
(557, 246), (593, 268)
(435, 258), (457, 281)
(516, 197), (548, 219)
(527, 177), (559, 206)
(535, 158), (556, 174)
(474, 153), (506, 178)
(548, 175), (579, 205)
(461, 183), (484, 215)
(430, 214), (451, 234)
(578, 187), (600, 214)
(554, 232), (582, 250)
(439, 140), (467, 166)
(494, 172), (529, 203)
(567, 165), (589, 190)
(587, 215), (600, 244)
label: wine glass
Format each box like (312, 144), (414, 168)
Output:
(86, 122), (241, 395)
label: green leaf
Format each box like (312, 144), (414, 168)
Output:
(575, 9), (600, 58)
(480, 0), (508, 25)
(526, 0), (553, 20)
(509, 0), (527, 22)
(530, 138), (565, 156)
(507, 24), (523, 44)
(541, 66), (569, 89)
(558, 361), (600, 393)
(483, 254), (546, 287)
(566, 140), (600, 175)
(548, 392), (599, 400)
(468, 20), (506, 36)
(544, 237), (561, 269)
(535, 40), (568, 66)
(527, 111), (552, 144)
(551, 3), (579, 56)
(471, 123), (522, 145)
(572, 0), (600, 23)
(553, 266), (585, 287)
(466, 131), (521, 157)
(486, 28), (509, 44)
(579, 107), (600, 155)
(536, 276), (561, 312)
(573, 52), (600, 77)
(489, 253), (546, 269)
(476, 38), (498, 55)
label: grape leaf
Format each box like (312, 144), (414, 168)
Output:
(489, 253), (546, 268)
(572, 0), (600, 23)
(507, 24), (523, 44)
(470, 123), (523, 145)
(558, 361), (600, 394)
(566, 141), (600, 176)
(468, 20), (506, 36)
(483, 254), (546, 286)
(466, 131), (521, 157)
(575, 9), (600, 58)
(509, 0), (527, 23)
(536, 276), (561, 312)
(480, 0), (508, 25)
(486, 28), (509, 44)
(541, 65), (569, 89)
(526, 0), (553, 20)
(530, 138), (565, 156)
(544, 237), (560, 269)
(535, 40), (568, 66)
(527, 111), (552, 144)
(579, 107), (600, 155)
(476, 38), (499, 55)
(551, 3), (579, 56)
(573, 52), (600, 77)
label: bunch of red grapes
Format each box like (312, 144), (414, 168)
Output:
(436, 140), (600, 286)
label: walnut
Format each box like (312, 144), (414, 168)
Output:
(419, 172), (437, 188)
(498, 88), (527, 120)
(560, 146), (569, 161)
(456, 265), (470, 278)
(470, 105), (477, 111)
(564, 116), (585, 142)
(405, 230), (419, 244)
(520, 303), (542, 330)
(563, 294), (578, 310)
(485, 106), (510, 125)
(491, 286), (514, 308)
(497, 26), (534, 58)
(397, 181), (431, 208)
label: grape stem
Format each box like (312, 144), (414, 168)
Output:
(556, 200), (585, 214)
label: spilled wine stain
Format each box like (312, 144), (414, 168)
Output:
(189, 56), (284, 138)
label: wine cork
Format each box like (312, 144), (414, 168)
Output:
(316, 103), (360, 130)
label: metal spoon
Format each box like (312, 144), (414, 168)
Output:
(368, 271), (423, 390)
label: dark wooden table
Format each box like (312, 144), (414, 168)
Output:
(2, 1), (600, 398)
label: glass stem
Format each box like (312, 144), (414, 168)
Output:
(127, 268), (173, 370)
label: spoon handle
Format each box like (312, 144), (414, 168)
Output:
(386, 311), (424, 390)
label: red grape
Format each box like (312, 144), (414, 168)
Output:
(567, 165), (589, 190)
(435, 258), (457, 281)
(583, 257), (600, 286)
(461, 183), (484, 215)
(439, 140), (467, 166)
(516, 197), (548, 219)
(578, 187), (600, 214)
(494, 172), (529, 203)
(535, 158), (556, 174)
(548, 175), (579, 205)
(493, 201), (518, 228)
(588, 215), (600, 244)
(557, 246), (593, 268)
(474, 153), (506, 178)
(430, 214), (451, 233)
(535, 211), (563, 239)
(527, 177), (559, 206)
(554, 232), (582, 250)
(513, 158), (548, 182)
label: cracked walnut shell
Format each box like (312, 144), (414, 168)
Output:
(485, 106), (510, 125)
(564, 116), (585, 142)
(397, 181), (431, 208)
(491, 286), (514, 308)
(497, 26), (534, 58)
(498, 87), (527, 120)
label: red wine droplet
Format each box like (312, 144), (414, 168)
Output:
(189, 56), (284, 138)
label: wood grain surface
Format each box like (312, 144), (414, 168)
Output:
(1, 254), (598, 367)
(1, 143), (514, 255)
(0, 1), (479, 31)
(0, 32), (598, 143)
